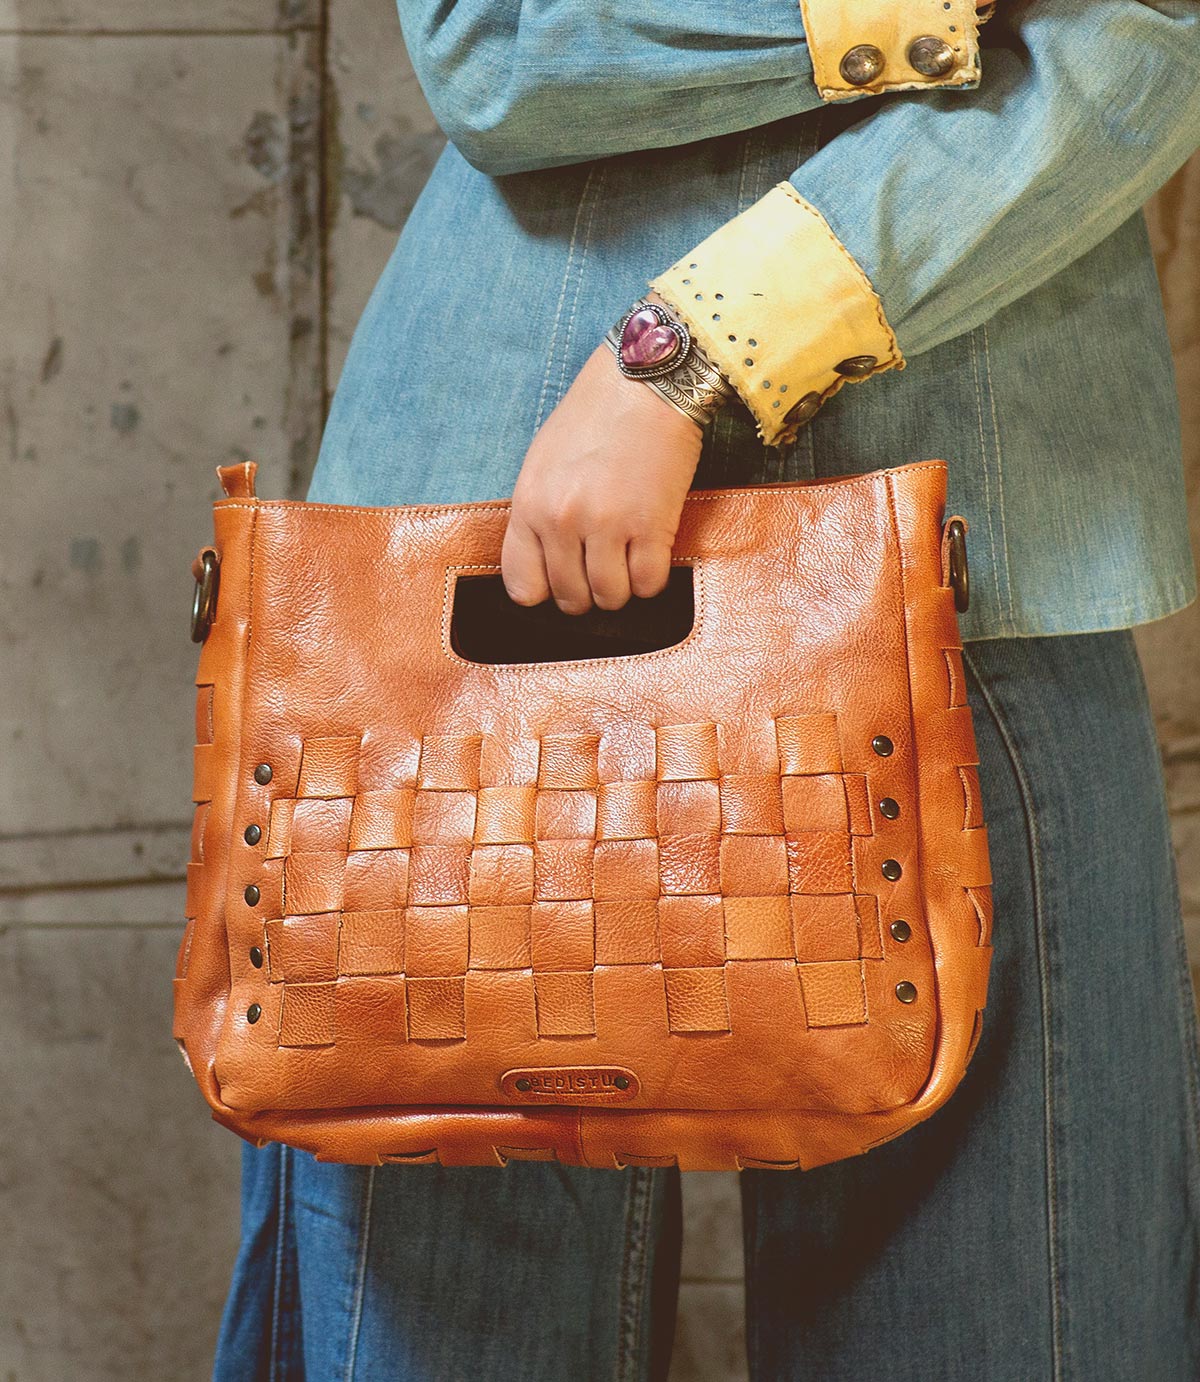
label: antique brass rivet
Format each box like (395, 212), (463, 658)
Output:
(254, 763), (273, 785)
(244, 884), (261, 906)
(895, 981), (918, 1003)
(908, 35), (957, 76)
(890, 919), (912, 942)
(872, 735), (894, 757)
(840, 43), (885, 85)
(249, 946), (264, 968)
(614, 1075), (630, 1090)
(247, 1003), (262, 1024)
(244, 823), (262, 846)
(515, 1078), (532, 1092)
(880, 798), (900, 819)
(882, 859), (902, 881)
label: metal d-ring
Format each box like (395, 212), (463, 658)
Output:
(947, 519), (969, 613)
(191, 549), (220, 643)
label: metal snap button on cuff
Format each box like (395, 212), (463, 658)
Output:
(908, 35), (957, 76)
(840, 44), (885, 85)
(783, 392), (822, 428)
(835, 355), (877, 378)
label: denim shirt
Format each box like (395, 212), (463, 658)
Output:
(308, 0), (1200, 641)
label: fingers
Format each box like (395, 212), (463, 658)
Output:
(626, 535), (674, 601)
(503, 517), (670, 614)
(584, 531), (632, 610)
(500, 517), (551, 606)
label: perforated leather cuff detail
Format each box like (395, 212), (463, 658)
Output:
(800, 0), (990, 102)
(646, 182), (904, 448)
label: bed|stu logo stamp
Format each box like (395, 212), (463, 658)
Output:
(501, 1067), (639, 1103)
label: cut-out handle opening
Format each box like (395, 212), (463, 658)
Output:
(449, 566), (695, 665)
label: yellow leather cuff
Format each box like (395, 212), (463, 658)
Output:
(646, 182), (904, 448)
(799, 0), (991, 102)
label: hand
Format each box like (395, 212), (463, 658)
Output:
(502, 297), (704, 615)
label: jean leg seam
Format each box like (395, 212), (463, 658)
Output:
(615, 1166), (655, 1382)
(979, 321), (1015, 632)
(268, 1146), (289, 1382)
(343, 1166), (377, 1382)
(961, 643), (1066, 1380)
(968, 330), (1010, 636)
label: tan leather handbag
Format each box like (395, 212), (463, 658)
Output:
(174, 457), (993, 1171)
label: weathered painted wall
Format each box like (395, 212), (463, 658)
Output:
(1, 7), (1196, 1378)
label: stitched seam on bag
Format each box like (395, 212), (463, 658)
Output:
(959, 642), (1067, 1378)
(212, 460), (949, 520)
(883, 468), (929, 1008)
(438, 560), (707, 670)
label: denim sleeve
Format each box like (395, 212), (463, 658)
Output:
(789, 0), (1200, 359)
(394, 0), (821, 175)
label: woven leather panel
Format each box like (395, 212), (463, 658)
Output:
(249, 713), (890, 1050)
(174, 460), (994, 1169)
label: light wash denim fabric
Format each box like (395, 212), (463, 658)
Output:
(307, 0), (1200, 640)
(213, 630), (1200, 1379)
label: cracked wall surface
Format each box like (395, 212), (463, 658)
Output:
(1, 6), (1197, 1379)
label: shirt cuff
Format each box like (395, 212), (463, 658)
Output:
(646, 181), (904, 448)
(799, 0), (991, 102)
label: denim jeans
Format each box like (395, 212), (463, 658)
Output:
(212, 627), (1200, 1381)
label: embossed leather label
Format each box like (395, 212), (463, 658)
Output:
(501, 1067), (639, 1103)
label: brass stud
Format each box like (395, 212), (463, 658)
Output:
(244, 883), (261, 906)
(783, 391), (822, 428)
(515, 1078), (532, 1092)
(614, 1075), (630, 1090)
(890, 919), (912, 942)
(908, 35), (957, 76)
(253, 763), (273, 785)
(840, 43), (885, 85)
(244, 823), (262, 846)
(882, 859), (902, 882)
(246, 1003), (262, 1024)
(249, 946), (264, 968)
(879, 797), (900, 819)
(835, 355), (878, 378)
(872, 734), (894, 757)
(895, 981), (918, 1004)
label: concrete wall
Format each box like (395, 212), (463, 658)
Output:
(2, 6), (1197, 1378)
